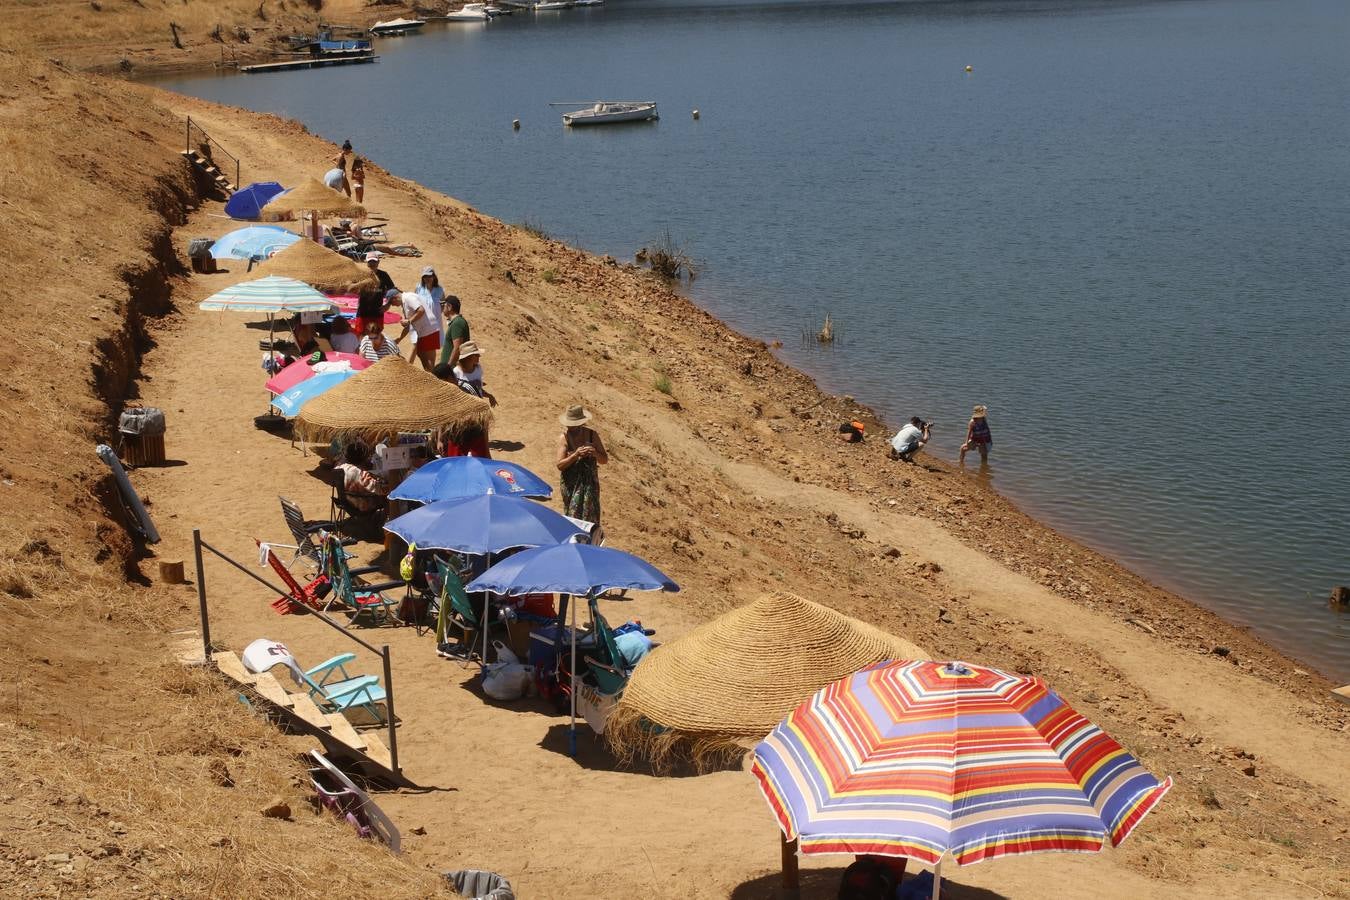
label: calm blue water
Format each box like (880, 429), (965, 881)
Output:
(156, 0), (1350, 678)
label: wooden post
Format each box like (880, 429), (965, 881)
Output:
(159, 559), (186, 584)
(193, 530), (210, 662)
(779, 834), (800, 900)
(382, 645), (399, 775)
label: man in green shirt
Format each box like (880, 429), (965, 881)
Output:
(437, 295), (471, 368)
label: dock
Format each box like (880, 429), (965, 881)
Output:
(240, 54), (378, 74)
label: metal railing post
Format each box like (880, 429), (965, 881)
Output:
(382, 645), (399, 775)
(193, 529), (210, 662)
(185, 116), (191, 154)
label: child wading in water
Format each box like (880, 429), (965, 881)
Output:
(960, 404), (993, 465)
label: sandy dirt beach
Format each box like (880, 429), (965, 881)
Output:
(0, 51), (1346, 899)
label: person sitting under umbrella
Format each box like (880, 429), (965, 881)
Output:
(328, 315), (359, 354)
(335, 442), (386, 513)
(358, 320), (401, 362)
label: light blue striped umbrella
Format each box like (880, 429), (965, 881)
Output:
(199, 275), (335, 314)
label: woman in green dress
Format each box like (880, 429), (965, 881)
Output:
(556, 405), (608, 523)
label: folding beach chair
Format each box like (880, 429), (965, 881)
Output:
(329, 473), (387, 536)
(299, 652), (389, 724)
(583, 611), (655, 696)
(432, 558), (506, 663)
(256, 540), (328, 614)
(241, 639), (387, 724)
(277, 496), (356, 569)
(318, 532), (402, 628)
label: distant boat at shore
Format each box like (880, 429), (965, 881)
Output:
(446, 3), (492, 20)
(370, 18), (426, 36)
(559, 100), (659, 126)
(534, 1), (573, 10)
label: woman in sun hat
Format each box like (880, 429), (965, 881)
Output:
(556, 404), (608, 523)
(959, 404), (993, 465)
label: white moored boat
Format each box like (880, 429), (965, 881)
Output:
(534, 1), (572, 10)
(561, 101), (659, 126)
(446, 3), (492, 20)
(369, 18), (426, 35)
(573, 0), (604, 6)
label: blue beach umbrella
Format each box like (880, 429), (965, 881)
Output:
(209, 225), (301, 261)
(270, 368), (359, 417)
(467, 543), (679, 754)
(384, 494), (584, 556)
(225, 181), (287, 220)
(389, 457), (553, 503)
(466, 543), (679, 597)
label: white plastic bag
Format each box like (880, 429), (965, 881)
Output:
(491, 640), (519, 666)
(483, 662), (533, 701)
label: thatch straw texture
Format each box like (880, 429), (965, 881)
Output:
(606, 592), (926, 770)
(253, 238), (378, 295)
(294, 357), (492, 445)
(260, 179), (366, 221)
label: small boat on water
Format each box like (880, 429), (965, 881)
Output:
(560, 100), (659, 126)
(446, 2), (492, 20)
(369, 17), (426, 36)
(573, 0), (604, 6)
(534, 1), (573, 10)
(484, 5), (513, 15)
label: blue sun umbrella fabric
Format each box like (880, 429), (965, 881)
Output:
(384, 494), (584, 556)
(389, 457), (553, 503)
(225, 182), (287, 220)
(466, 543), (679, 597)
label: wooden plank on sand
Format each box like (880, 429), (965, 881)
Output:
(324, 712), (367, 751)
(361, 731), (392, 769)
(288, 693), (330, 730)
(252, 672), (293, 708)
(213, 651), (257, 685)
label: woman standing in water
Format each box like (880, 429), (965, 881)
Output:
(959, 404), (993, 465)
(556, 405), (608, 523)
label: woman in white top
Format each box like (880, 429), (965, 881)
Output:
(357, 321), (401, 363)
(452, 341), (497, 407)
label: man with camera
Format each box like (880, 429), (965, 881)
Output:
(888, 416), (932, 463)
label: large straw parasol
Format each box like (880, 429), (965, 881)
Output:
(253, 237), (378, 295)
(260, 178), (365, 221)
(294, 357), (491, 445)
(606, 592), (926, 769)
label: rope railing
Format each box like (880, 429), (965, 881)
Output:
(185, 116), (241, 190)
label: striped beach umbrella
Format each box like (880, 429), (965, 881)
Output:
(752, 660), (1171, 895)
(198, 274), (335, 314)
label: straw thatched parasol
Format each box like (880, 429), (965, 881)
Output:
(606, 592), (926, 770)
(253, 238), (379, 295)
(294, 357), (492, 445)
(260, 178), (366, 221)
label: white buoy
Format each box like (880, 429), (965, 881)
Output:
(964, 65), (973, 73)
(692, 108), (700, 120)
(512, 119), (521, 130)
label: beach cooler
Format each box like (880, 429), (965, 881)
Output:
(118, 406), (166, 467)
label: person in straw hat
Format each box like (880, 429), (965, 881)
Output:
(959, 404), (993, 465)
(448, 341), (496, 408)
(556, 405), (607, 523)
